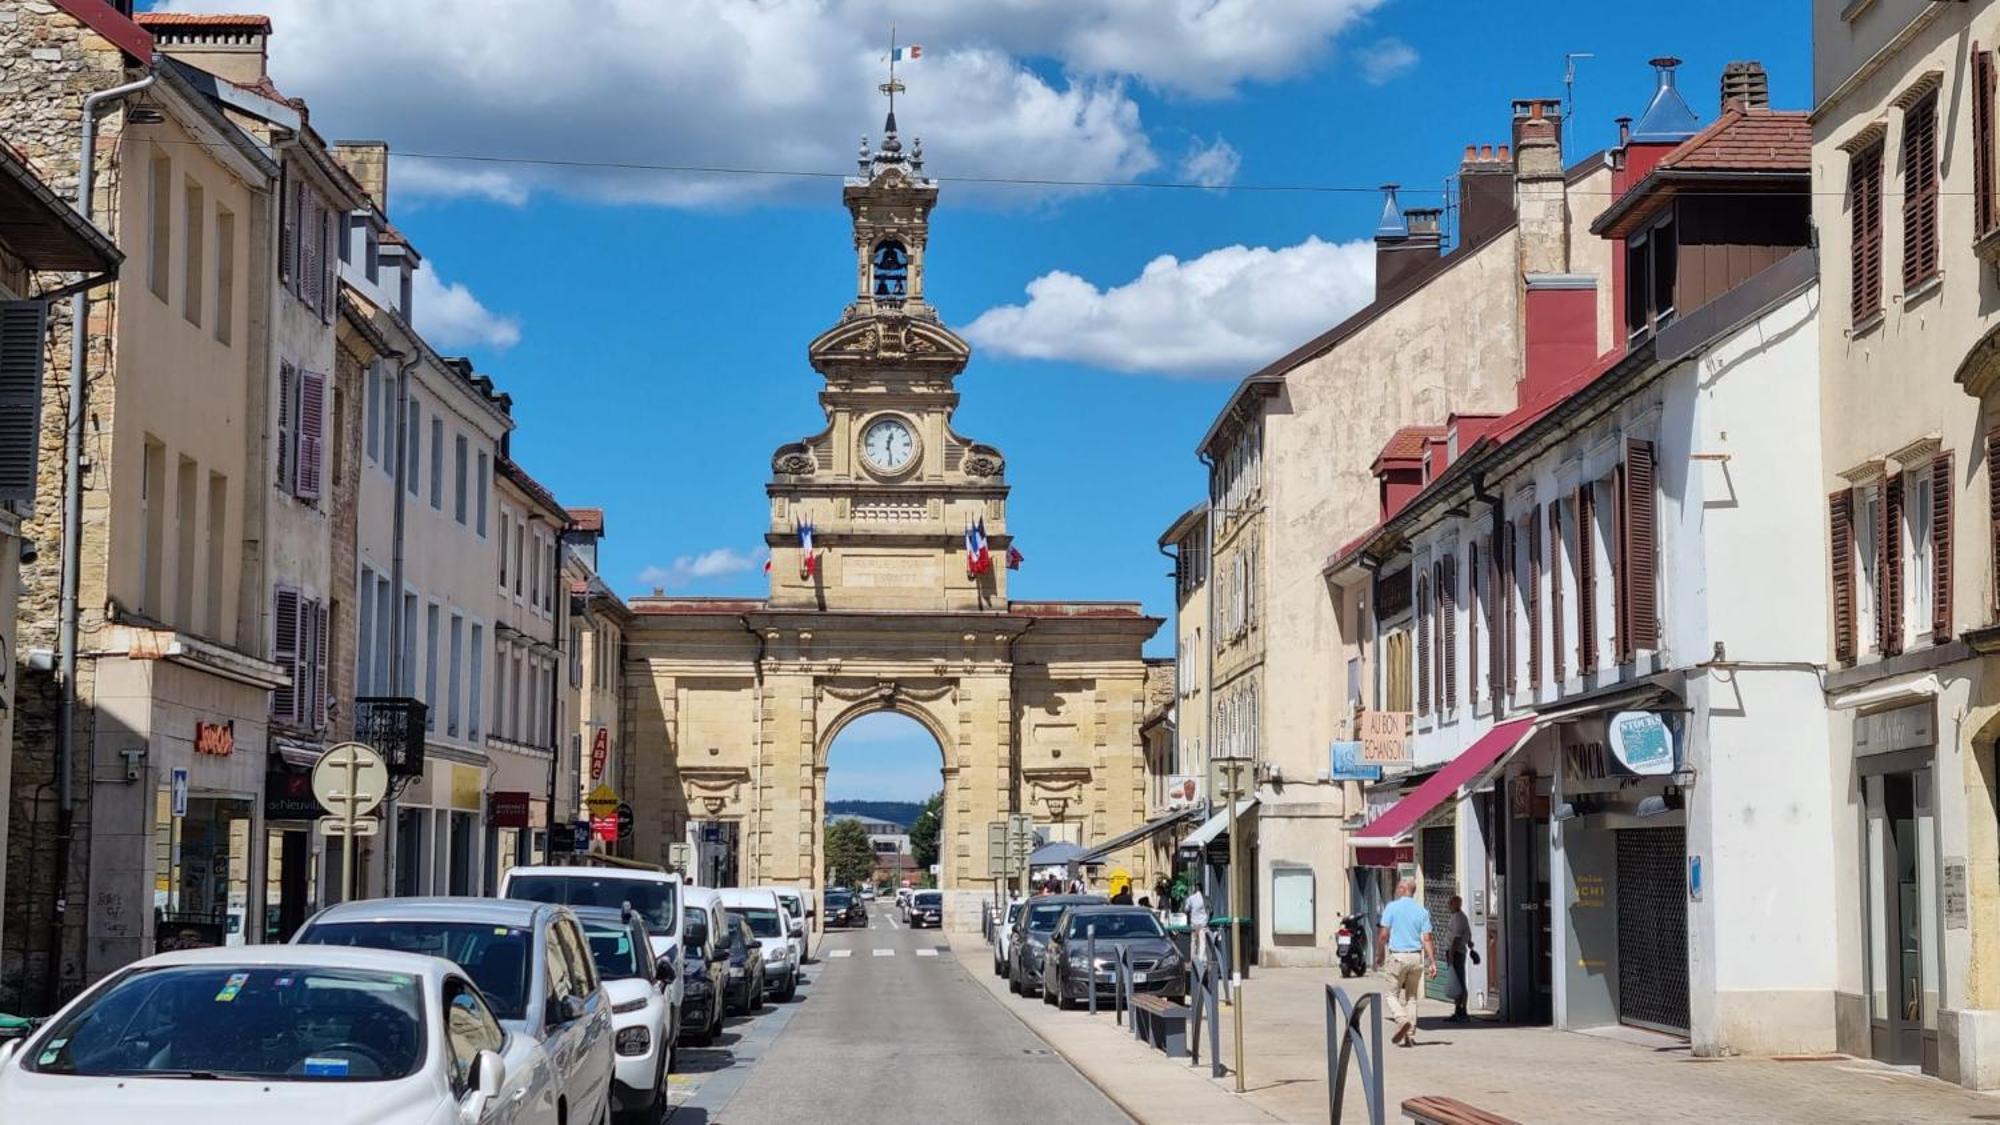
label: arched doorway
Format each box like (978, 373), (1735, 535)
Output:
(820, 711), (943, 895)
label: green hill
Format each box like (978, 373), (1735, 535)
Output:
(825, 800), (920, 828)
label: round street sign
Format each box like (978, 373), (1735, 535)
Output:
(312, 741), (389, 818)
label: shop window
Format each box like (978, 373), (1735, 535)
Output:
(153, 789), (254, 951)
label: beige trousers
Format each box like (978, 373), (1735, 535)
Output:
(1383, 950), (1426, 1035)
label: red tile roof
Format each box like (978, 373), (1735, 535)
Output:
(569, 507), (605, 534)
(134, 12), (271, 30)
(1375, 425), (1446, 464)
(1658, 106), (1810, 173)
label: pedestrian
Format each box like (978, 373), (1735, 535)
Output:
(1137, 895), (1153, 911)
(1110, 884), (1133, 905)
(1185, 884), (1209, 965)
(1444, 894), (1478, 1023)
(1375, 877), (1437, 1047)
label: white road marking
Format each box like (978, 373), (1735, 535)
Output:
(829, 949), (853, 959)
(916, 949), (939, 957)
(885, 914), (900, 929)
(873, 949), (896, 957)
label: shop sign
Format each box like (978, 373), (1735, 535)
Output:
(1164, 775), (1201, 810)
(1607, 711), (1674, 776)
(616, 803), (634, 841)
(573, 821), (593, 852)
(194, 720), (235, 758)
(1361, 782), (1403, 828)
(1945, 857), (1968, 930)
(264, 771), (326, 820)
(589, 728), (610, 782)
(593, 812), (619, 843)
(450, 764), (483, 812)
(1329, 741), (1383, 782)
(1853, 700), (1934, 758)
(1358, 711), (1411, 764)
(1561, 710), (1681, 793)
(491, 790), (533, 829)
(585, 782), (620, 818)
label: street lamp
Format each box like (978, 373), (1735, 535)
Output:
(1204, 493), (1259, 1094)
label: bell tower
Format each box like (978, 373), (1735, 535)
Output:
(767, 92), (1010, 612)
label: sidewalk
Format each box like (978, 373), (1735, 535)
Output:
(949, 933), (2000, 1123)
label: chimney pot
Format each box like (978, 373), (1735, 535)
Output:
(1721, 60), (1771, 110)
(1497, 144), (1511, 162)
(1464, 144), (1478, 162)
(1617, 116), (1632, 146)
(1480, 144), (1495, 160)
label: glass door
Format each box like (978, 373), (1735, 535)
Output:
(1866, 768), (1937, 1071)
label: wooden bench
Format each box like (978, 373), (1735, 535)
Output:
(1130, 993), (1191, 1058)
(1401, 1095), (1520, 1125)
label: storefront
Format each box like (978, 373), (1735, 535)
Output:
(1849, 697), (1942, 1073)
(392, 755), (489, 896)
(262, 749), (328, 941)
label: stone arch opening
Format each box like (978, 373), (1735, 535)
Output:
(817, 702), (949, 895)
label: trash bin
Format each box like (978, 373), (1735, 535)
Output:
(1208, 916), (1253, 980)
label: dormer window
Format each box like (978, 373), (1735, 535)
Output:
(1625, 214), (1678, 341)
(872, 239), (909, 298)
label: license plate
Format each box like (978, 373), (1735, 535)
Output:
(1133, 972), (1147, 983)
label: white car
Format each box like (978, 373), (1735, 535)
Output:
(0, 944), (530, 1124)
(992, 898), (1026, 977)
(718, 888), (799, 1002)
(758, 886), (812, 963)
(573, 907), (672, 1124)
(501, 864), (683, 1058)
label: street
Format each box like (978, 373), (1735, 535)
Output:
(669, 901), (1130, 1125)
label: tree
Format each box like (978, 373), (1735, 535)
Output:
(910, 790), (943, 875)
(825, 817), (875, 888)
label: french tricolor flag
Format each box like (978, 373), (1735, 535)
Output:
(966, 519), (992, 575)
(892, 43), (922, 61)
(798, 520), (817, 578)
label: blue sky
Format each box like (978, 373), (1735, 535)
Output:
(157, 0), (1811, 797)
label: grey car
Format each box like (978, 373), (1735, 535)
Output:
(1042, 905), (1187, 1010)
(296, 896), (616, 1125)
(1006, 894), (1107, 996)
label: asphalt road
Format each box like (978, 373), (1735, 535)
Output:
(669, 899), (1131, 1125)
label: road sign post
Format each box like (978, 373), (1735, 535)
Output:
(313, 742), (388, 904)
(1008, 812), (1034, 901)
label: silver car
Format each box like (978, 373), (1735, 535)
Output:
(296, 897), (615, 1125)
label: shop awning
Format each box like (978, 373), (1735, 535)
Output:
(1179, 800), (1256, 852)
(1350, 717), (1538, 847)
(1079, 806), (1201, 864)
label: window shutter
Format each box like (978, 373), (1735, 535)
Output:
(276, 361), (295, 492)
(0, 300), (50, 505)
(1527, 508), (1543, 692)
(280, 171), (296, 288)
(1550, 502), (1565, 684)
(1416, 576), (1431, 715)
(296, 369), (326, 501)
(320, 205), (337, 322)
(297, 184), (315, 303)
(1468, 541), (1481, 706)
(1500, 522), (1516, 703)
(314, 599), (330, 729)
(1851, 147), (1884, 322)
(1612, 462), (1630, 663)
(272, 586), (300, 722)
(1977, 47), (1997, 237)
(1990, 428), (2000, 615)
(1882, 475), (1905, 656)
(1441, 553), (1458, 713)
(1932, 452), (1953, 640)
(1830, 491), (1857, 665)
(1903, 95), (1939, 287)
(1623, 439), (1659, 654)
(1577, 485), (1598, 673)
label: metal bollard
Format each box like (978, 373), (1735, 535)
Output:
(1087, 925), (1098, 1015)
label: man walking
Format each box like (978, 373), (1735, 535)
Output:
(1376, 877), (1436, 1047)
(1444, 894), (1477, 1022)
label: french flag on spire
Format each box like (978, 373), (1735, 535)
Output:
(798, 519), (818, 578)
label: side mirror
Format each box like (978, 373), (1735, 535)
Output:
(790, 922), (804, 937)
(460, 1049), (505, 1122)
(710, 948), (729, 965)
(654, 977), (668, 994)
(549, 994), (587, 1027)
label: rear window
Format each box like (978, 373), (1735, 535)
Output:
(507, 874), (677, 937)
(1027, 903), (1069, 931)
(915, 892), (941, 906)
(299, 920), (530, 1022)
(825, 890), (853, 907)
(740, 908), (782, 939)
(1064, 911), (1164, 939)
(581, 921), (646, 980)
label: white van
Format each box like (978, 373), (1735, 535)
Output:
(718, 888), (799, 1002)
(757, 886), (812, 963)
(501, 865), (685, 1046)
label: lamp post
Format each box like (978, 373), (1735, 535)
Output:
(1042, 795), (1072, 890)
(1218, 756), (1251, 1092)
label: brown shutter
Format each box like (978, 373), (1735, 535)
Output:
(1977, 47), (1997, 236)
(1933, 452), (1953, 640)
(0, 300), (49, 506)
(1624, 439), (1659, 654)
(1468, 541), (1481, 706)
(1577, 484), (1598, 672)
(279, 168), (295, 288)
(1903, 94), (1940, 287)
(1612, 461), (1630, 663)
(1501, 522), (1516, 703)
(1830, 491), (1856, 666)
(1882, 476), (1905, 656)
(272, 586), (300, 722)
(1416, 576), (1431, 715)
(296, 369), (325, 501)
(1528, 507), (1543, 691)
(314, 599), (331, 729)
(1442, 554), (1458, 714)
(1851, 147), (1884, 322)
(1550, 503), (1565, 684)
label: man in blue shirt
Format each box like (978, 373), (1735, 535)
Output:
(1376, 877), (1437, 1046)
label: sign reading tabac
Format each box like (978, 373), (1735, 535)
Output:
(589, 728), (610, 782)
(1357, 711), (1411, 764)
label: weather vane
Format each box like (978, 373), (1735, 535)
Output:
(879, 25), (921, 117)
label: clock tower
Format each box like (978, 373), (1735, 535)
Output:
(767, 105), (1010, 611)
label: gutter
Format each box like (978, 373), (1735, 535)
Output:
(738, 615), (766, 882)
(1471, 471), (1503, 719)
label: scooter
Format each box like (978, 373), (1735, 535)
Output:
(1335, 912), (1369, 978)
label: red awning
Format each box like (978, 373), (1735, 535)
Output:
(1351, 717), (1538, 846)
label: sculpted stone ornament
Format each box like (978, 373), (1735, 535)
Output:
(772, 446), (815, 475)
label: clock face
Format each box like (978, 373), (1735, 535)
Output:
(862, 417), (916, 472)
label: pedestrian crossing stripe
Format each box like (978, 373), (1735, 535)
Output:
(828, 950), (852, 958)
(916, 949), (939, 957)
(873, 949), (895, 957)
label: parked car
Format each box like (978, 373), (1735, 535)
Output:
(573, 906), (671, 1124)
(294, 897), (614, 1125)
(500, 864), (683, 1050)
(759, 887), (812, 963)
(992, 898), (1026, 977)
(720, 911), (767, 1015)
(0, 945), (527, 1124)
(679, 888), (730, 1045)
(1008, 894), (1108, 996)
(909, 890), (944, 928)
(1041, 905), (1187, 1010)
(823, 887), (863, 928)
(859, 885), (876, 901)
(718, 889), (798, 1002)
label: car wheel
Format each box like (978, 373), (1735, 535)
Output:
(750, 974), (765, 1012)
(1041, 977), (1055, 1006)
(781, 974), (799, 1003)
(1008, 965), (1021, 995)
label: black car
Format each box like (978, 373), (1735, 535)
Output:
(1042, 905), (1186, 1010)
(824, 888), (864, 928)
(680, 900), (729, 1045)
(908, 890), (943, 928)
(722, 911), (767, 1015)
(1007, 894), (1108, 996)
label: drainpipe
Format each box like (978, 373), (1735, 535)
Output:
(379, 349), (417, 895)
(1196, 454), (1218, 828)
(1472, 472), (1503, 719)
(737, 615), (766, 884)
(1002, 616), (1036, 901)
(52, 71), (156, 1011)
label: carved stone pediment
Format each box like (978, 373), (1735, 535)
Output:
(771, 442), (815, 476)
(1023, 766), (1093, 799)
(680, 766), (752, 817)
(962, 442), (1006, 479)
(819, 679), (955, 704)
(809, 312), (970, 375)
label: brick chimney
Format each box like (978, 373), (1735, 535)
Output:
(136, 13), (271, 85)
(1721, 61), (1769, 110)
(1512, 98), (1567, 276)
(332, 141), (391, 212)
(1458, 143), (1515, 248)
(1374, 185), (1441, 301)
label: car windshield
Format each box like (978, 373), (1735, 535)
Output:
(582, 921), (645, 980)
(507, 875), (676, 936)
(825, 891), (853, 908)
(299, 920), (531, 1021)
(29, 964), (424, 1082)
(683, 907), (709, 949)
(915, 893), (941, 906)
(1026, 902), (1071, 932)
(1065, 912), (1165, 939)
(740, 907), (783, 938)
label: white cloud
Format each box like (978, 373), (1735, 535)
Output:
(411, 266), (520, 350)
(154, 0), (1386, 207)
(1354, 37), (1419, 85)
(1179, 136), (1241, 188)
(637, 547), (767, 591)
(963, 236), (1376, 379)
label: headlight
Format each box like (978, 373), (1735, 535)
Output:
(1157, 952), (1184, 969)
(616, 1026), (651, 1056)
(767, 947), (791, 964)
(613, 996), (649, 1015)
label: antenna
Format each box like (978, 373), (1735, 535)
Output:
(1563, 52), (1595, 144)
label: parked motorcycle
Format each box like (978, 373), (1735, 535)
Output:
(1335, 912), (1369, 978)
